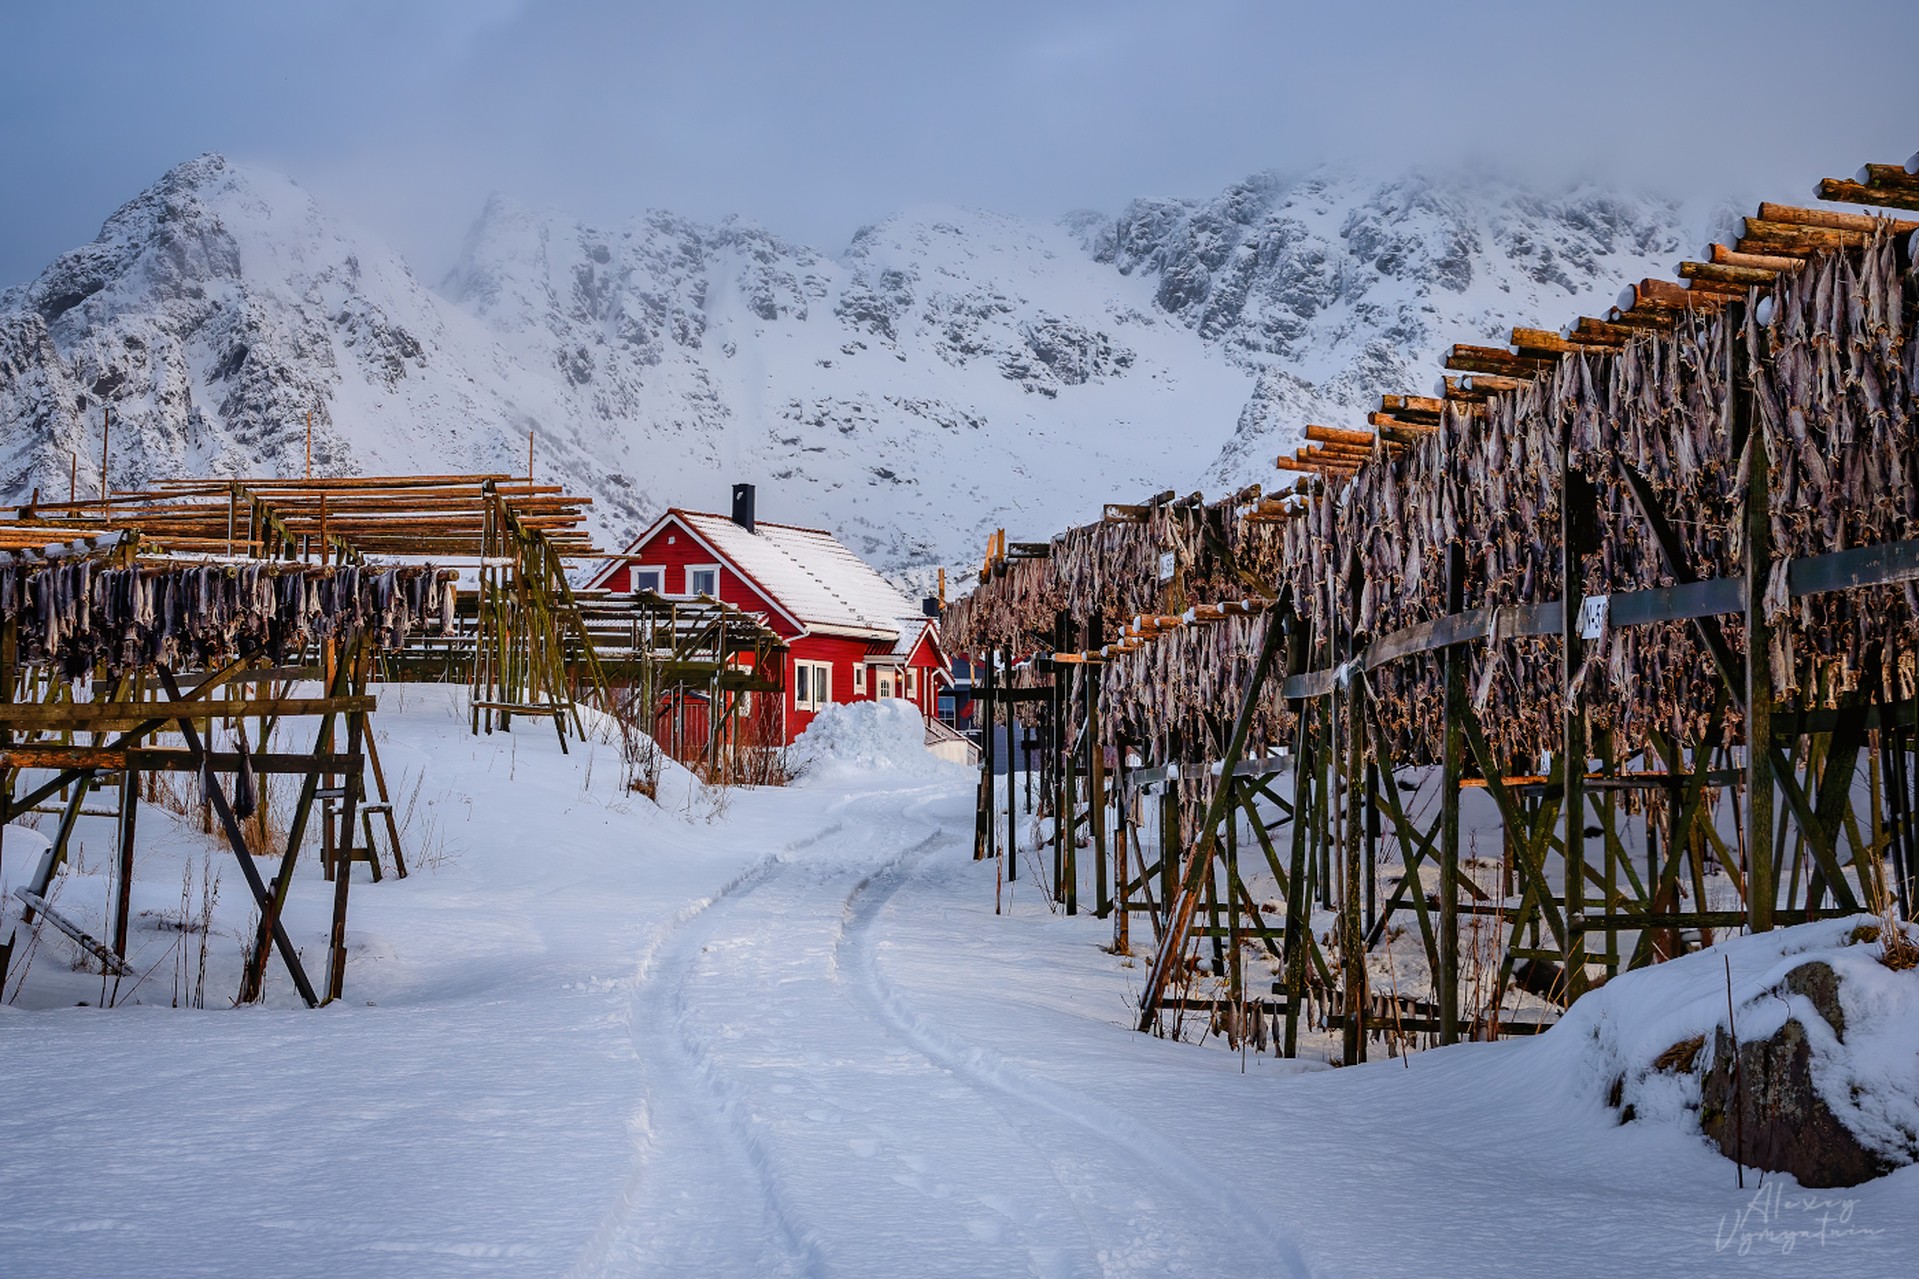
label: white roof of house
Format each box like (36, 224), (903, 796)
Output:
(888, 616), (934, 659)
(672, 511), (918, 639)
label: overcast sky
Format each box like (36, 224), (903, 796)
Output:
(2, 0), (1915, 287)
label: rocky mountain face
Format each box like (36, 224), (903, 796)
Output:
(1077, 169), (1703, 486)
(0, 155), (1703, 585)
(0, 155), (565, 515)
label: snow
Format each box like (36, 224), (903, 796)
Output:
(1, 685), (1911, 1276)
(1578, 918), (1919, 1164)
(789, 698), (968, 784)
(672, 510), (920, 636)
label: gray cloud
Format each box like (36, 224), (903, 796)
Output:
(3, 0), (1914, 286)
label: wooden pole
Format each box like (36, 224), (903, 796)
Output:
(1735, 300), (1776, 933)
(112, 767), (137, 960)
(1283, 702), (1313, 1057)
(1003, 645), (1017, 888)
(1114, 744), (1131, 953)
(1088, 613), (1109, 917)
(99, 406), (111, 500)
(1341, 673), (1367, 1065)
(1562, 440), (1591, 999)
(1439, 541), (1465, 1044)
(1059, 615), (1078, 915)
(975, 652), (994, 861)
(1059, 614), (1074, 902)
(528, 429), (535, 484)
(325, 700), (367, 1003)
(305, 409), (313, 479)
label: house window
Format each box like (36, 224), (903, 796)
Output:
(794, 660), (832, 711)
(632, 566), (665, 594)
(853, 664), (866, 695)
(905, 669), (919, 700)
(877, 672), (893, 699)
(687, 565), (720, 597)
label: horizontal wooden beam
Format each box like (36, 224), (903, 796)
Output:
(1709, 243), (1803, 272)
(1678, 261), (1777, 289)
(1446, 344), (1549, 379)
(0, 696), (376, 730)
(0, 746), (362, 775)
(1305, 424), (1379, 449)
(1368, 412), (1438, 434)
(1758, 199), (1916, 235)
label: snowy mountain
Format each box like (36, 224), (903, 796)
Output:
(0, 155), (651, 532)
(0, 155), (1705, 585)
(1080, 169), (1710, 485)
(438, 194), (1252, 574)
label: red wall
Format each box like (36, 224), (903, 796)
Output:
(599, 517), (949, 743)
(600, 522), (799, 638)
(786, 633), (878, 741)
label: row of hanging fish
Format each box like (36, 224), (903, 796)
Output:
(947, 227), (1915, 780)
(0, 559), (458, 678)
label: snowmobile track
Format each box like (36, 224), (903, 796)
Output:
(834, 824), (1309, 1277)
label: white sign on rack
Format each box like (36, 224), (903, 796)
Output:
(1576, 594), (1610, 640)
(1157, 551), (1176, 583)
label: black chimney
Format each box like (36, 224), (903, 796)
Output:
(731, 482), (756, 533)
(922, 595), (939, 618)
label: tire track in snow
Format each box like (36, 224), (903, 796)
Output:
(833, 815), (1312, 1278)
(568, 829), (842, 1279)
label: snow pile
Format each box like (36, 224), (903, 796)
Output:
(788, 700), (969, 783)
(1553, 916), (1919, 1168)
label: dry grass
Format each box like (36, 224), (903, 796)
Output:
(1879, 911), (1919, 971)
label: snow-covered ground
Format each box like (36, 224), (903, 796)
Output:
(0, 687), (1910, 1276)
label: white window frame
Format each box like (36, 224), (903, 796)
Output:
(877, 671), (894, 699)
(853, 664), (866, 695)
(794, 660), (832, 712)
(686, 563), (721, 597)
(631, 564), (666, 594)
(905, 668), (919, 700)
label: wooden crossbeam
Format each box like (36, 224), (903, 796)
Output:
(0, 696), (376, 730)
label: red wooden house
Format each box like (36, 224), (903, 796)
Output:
(587, 485), (950, 745)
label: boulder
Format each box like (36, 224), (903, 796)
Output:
(1697, 961), (1892, 1187)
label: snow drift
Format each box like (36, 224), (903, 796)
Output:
(1557, 916), (1919, 1184)
(788, 700), (969, 783)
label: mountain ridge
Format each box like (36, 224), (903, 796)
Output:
(0, 153), (1709, 586)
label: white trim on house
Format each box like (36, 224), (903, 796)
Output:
(685, 563), (722, 597)
(630, 564), (667, 594)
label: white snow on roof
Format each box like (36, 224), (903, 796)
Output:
(678, 511), (917, 638)
(888, 616), (936, 659)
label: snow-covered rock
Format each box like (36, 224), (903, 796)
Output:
(1573, 916), (1919, 1185)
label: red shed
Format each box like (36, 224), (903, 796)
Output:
(587, 485), (949, 745)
